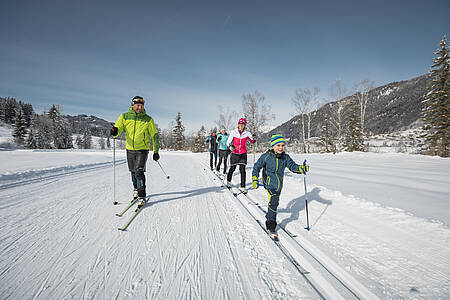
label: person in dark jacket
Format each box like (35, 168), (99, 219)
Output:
(252, 134), (309, 234)
(206, 131), (218, 170)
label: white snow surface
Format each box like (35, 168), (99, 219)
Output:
(0, 150), (449, 299)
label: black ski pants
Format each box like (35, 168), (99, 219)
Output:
(209, 150), (217, 170)
(216, 149), (229, 174)
(227, 153), (247, 188)
(126, 150), (149, 198)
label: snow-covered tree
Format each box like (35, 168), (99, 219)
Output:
(319, 112), (335, 153)
(12, 107), (27, 146)
(171, 112), (185, 150)
(82, 128), (92, 149)
(344, 97), (365, 152)
(25, 127), (37, 149)
(192, 126), (207, 153)
(106, 135), (111, 149)
(422, 34), (450, 157)
(35, 114), (53, 149)
(99, 135), (105, 149)
(75, 135), (83, 149)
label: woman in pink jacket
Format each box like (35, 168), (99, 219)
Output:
(226, 118), (255, 193)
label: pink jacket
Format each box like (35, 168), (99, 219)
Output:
(226, 128), (255, 154)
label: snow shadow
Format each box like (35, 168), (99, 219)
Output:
(142, 186), (227, 208)
(278, 187), (332, 230)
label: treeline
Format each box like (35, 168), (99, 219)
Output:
(1, 98), (111, 150)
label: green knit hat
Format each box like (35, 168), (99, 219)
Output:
(270, 133), (286, 147)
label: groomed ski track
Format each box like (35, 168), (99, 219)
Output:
(0, 152), (318, 299)
(1, 151), (449, 299)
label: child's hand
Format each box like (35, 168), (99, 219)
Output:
(252, 176), (259, 189)
(299, 163), (310, 174)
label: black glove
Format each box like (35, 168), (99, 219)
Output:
(153, 153), (160, 161)
(217, 136), (222, 142)
(229, 145), (235, 151)
(110, 126), (118, 136)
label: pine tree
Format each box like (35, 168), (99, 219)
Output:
(171, 112), (185, 150)
(344, 98), (365, 152)
(82, 128), (92, 149)
(320, 114), (335, 153)
(12, 107), (27, 146)
(99, 135), (105, 149)
(26, 127), (37, 149)
(422, 35), (450, 157)
(192, 126), (207, 152)
(75, 135), (83, 149)
(35, 115), (53, 149)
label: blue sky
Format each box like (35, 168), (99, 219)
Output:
(1, 0), (449, 133)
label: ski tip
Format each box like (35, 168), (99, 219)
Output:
(118, 228), (126, 231)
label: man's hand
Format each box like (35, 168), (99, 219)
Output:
(110, 126), (118, 136)
(153, 153), (160, 161)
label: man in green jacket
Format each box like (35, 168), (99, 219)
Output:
(110, 96), (160, 206)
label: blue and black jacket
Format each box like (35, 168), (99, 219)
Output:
(252, 149), (303, 192)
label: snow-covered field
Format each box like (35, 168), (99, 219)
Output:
(0, 149), (449, 299)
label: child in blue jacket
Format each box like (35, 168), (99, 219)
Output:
(252, 134), (309, 233)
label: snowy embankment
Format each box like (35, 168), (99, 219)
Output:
(0, 150), (449, 299)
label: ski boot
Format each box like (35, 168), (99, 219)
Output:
(137, 197), (146, 209)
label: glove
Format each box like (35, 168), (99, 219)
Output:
(153, 153), (160, 161)
(299, 163), (310, 174)
(110, 126), (118, 136)
(252, 176), (259, 189)
(217, 136), (222, 142)
(229, 145), (235, 151)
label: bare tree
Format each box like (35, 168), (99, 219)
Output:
(292, 87), (319, 152)
(328, 79), (349, 151)
(214, 105), (238, 132)
(353, 79), (375, 136)
(242, 90), (275, 159)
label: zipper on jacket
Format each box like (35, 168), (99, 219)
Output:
(132, 116), (137, 149)
(275, 158), (280, 191)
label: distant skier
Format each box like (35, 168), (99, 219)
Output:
(215, 128), (230, 174)
(252, 134), (309, 237)
(110, 96), (160, 207)
(206, 131), (218, 170)
(226, 118), (255, 193)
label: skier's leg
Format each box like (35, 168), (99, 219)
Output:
(239, 164), (246, 188)
(134, 150), (149, 198)
(223, 153), (228, 174)
(127, 150), (138, 189)
(265, 189), (280, 232)
(210, 152), (214, 170)
(216, 156), (222, 172)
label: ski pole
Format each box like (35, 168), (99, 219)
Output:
(113, 138), (118, 205)
(156, 161), (170, 179)
(303, 159), (310, 231)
